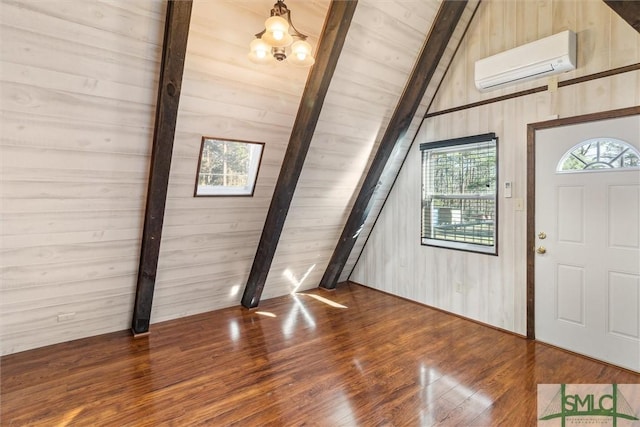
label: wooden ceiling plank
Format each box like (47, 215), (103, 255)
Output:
(241, 0), (359, 309)
(132, 0), (193, 336)
(604, 0), (640, 33)
(319, 0), (469, 290)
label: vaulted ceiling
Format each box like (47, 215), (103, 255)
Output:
(3, 0), (638, 354)
(131, 0), (482, 333)
(135, 0), (640, 329)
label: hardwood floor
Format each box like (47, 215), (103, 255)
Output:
(2, 282), (637, 426)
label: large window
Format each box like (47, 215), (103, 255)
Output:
(420, 133), (498, 254)
(194, 137), (264, 196)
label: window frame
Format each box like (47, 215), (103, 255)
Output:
(194, 137), (265, 197)
(419, 133), (499, 255)
(556, 137), (640, 173)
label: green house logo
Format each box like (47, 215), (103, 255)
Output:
(539, 384), (639, 427)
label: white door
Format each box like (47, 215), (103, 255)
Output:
(535, 114), (640, 372)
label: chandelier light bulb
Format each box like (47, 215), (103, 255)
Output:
(262, 16), (293, 47)
(248, 38), (274, 64)
(291, 40), (310, 59)
(288, 40), (315, 67)
(265, 16), (289, 34)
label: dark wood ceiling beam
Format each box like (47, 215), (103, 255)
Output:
(604, 1), (640, 33)
(241, 0), (359, 309)
(132, 0), (192, 336)
(319, 0), (469, 290)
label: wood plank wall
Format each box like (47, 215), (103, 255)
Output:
(7, 0), (632, 355)
(339, 1), (480, 282)
(259, 0), (447, 299)
(149, 0), (330, 323)
(350, 0), (640, 335)
(151, 0), (482, 320)
(2, 0), (466, 354)
(0, 0), (165, 354)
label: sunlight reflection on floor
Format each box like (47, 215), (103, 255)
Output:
(300, 293), (348, 309)
(58, 407), (83, 427)
(283, 294), (317, 338)
(283, 264), (316, 293)
(255, 311), (277, 318)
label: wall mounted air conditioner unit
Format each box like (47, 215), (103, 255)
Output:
(474, 30), (576, 91)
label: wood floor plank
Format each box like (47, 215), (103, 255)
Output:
(1, 283), (638, 426)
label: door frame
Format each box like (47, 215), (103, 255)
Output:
(525, 105), (640, 339)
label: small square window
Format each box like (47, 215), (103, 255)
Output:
(194, 137), (264, 197)
(420, 133), (498, 255)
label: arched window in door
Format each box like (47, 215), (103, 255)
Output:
(557, 138), (640, 173)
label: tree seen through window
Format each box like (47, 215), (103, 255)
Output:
(195, 138), (264, 196)
(421, 133), (498, 255)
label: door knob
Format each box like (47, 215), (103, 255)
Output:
(538, 232), (547, 239)
(536, 246), (547, 254)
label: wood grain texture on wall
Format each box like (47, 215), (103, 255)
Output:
(339, 0), (481, 283)
(0, 0), (165, 355)
(432, 0), (640, 113)
(261, 0), (449, 299)
(150, 0), (330, 323)
(351, 0), (640, 335)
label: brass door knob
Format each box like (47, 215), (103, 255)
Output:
(538, 232), (547, 239)
(536, 246), (547, 254)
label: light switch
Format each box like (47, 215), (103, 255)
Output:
(504, 181), (512, 198)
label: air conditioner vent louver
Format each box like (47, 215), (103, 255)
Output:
(475, 30), (576, 91)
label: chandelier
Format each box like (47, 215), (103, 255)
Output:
(248, 0), (315, 67)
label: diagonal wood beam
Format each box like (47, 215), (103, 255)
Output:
(241, 0), (359, 309)
(319, 0), (469, 290)
(132, 0), (192, 336)
(604, 0), (640, 33)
